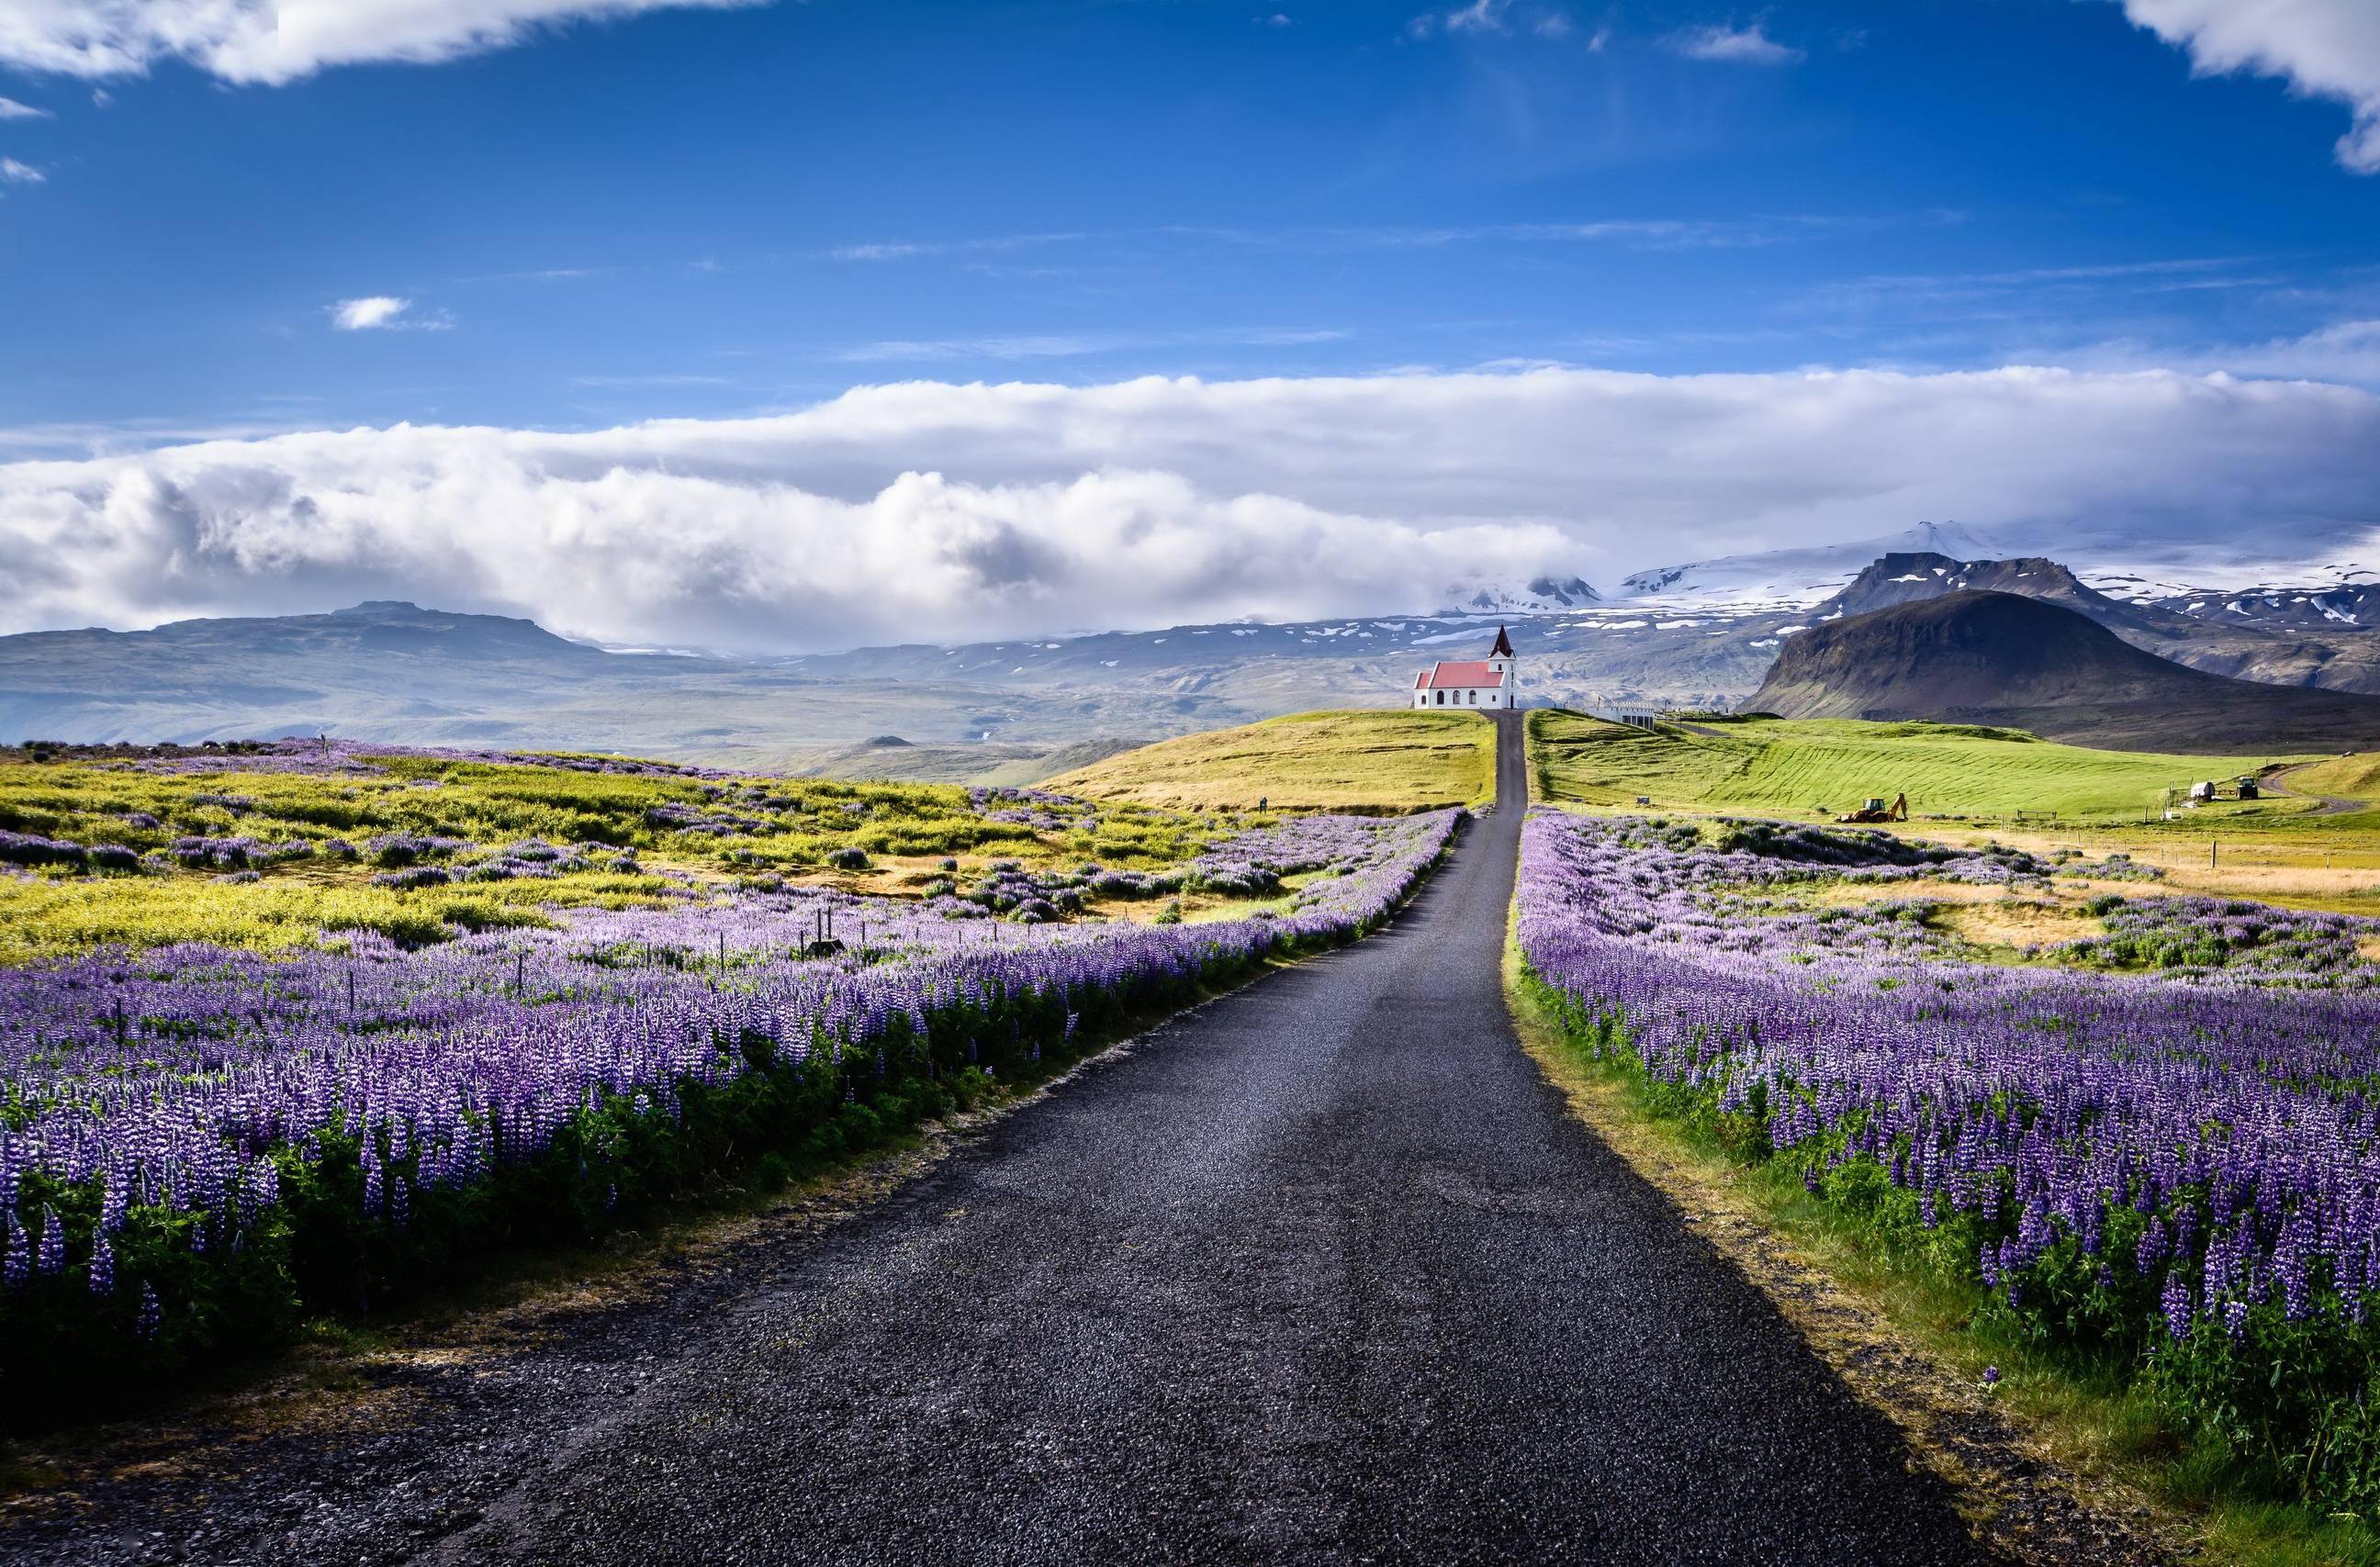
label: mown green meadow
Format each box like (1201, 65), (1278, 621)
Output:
(1527, 711), (2313, 824)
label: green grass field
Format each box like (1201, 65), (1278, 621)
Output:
(1049, 710), (1495, 811)
(1528, 711), (2331, 828)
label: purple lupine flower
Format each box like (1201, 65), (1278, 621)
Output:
(0, 792), (1455, 1351)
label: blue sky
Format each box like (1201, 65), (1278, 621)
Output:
(1, 0), (2374, 440)
(0, 0), (2376, 649)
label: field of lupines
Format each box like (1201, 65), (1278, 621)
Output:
(0, 740), (1458, 1414)
(1517, 811), (2380, 1511)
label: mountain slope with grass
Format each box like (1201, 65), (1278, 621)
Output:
(1747, 592), (2380, 753)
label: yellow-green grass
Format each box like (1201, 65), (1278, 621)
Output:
(0, 754), (1237, 868)
(0, 750), (1249, 960)
(0, 868), (689, 964)
(2283, 752), (2380, 806)
(1529, 711), (2326, 828)
(1048, 710), (1494, 812)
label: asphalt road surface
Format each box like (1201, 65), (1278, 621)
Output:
(21, 712), (1998, 1566)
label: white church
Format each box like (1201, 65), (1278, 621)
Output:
(1411, 625), (1517, 710)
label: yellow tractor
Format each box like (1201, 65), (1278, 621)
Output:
(1836, 792), (1908, 825)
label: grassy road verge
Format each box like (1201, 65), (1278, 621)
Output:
(1503, 923), (2377, 1567)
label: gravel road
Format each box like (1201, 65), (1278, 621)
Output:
(15, 712), (2000, 1565)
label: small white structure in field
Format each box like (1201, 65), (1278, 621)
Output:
(1411, 625), (1517, 710)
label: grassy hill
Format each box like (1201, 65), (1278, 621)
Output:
(1049, 710), (1494, 811)
(1527, 711), (2312, 825)
(2277, 752), (2380, 806)
(782, 736), (1142, 787)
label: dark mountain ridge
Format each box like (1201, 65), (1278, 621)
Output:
(1809, 554), (2380, 693)
(1747, 591), (2380, 754)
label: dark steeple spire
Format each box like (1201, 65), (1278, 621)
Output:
(1489, 623), (1514, 658)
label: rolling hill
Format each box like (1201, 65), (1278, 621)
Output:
(1048, 711), (1495, 811)
(1746, 592), (2380, 753)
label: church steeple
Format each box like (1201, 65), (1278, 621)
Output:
(1489, 624), (1514, 658)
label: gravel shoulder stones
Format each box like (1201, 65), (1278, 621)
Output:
(7, 712), (2001, 1565)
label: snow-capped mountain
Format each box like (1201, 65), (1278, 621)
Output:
(2085, 569), (2380, 632)
(1437, 575), (1602, 614)
(1616, 521), (2019, 607)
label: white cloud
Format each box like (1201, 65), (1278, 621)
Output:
(329, 296), (450, 331)
(0, 0), (761, 86)
(2081, 319), (2380, 388)
(0, 156), (43, 182)
(2225, 319), (2380, 383)
(4, 365), (2378, 650)
(0, 95), (50, 118)
(332, 297), (410, 331)
(1666, 22), (1802, 65)
(2118, 0), (2380, 173)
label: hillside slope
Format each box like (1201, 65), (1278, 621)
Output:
(1048, 711), (1493, 811)
(1748, 592), (2380, 753)
(780, 735), (1143, 786)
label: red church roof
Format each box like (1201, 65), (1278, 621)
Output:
(1415, 660), (1507, 690)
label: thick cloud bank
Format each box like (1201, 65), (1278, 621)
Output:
(0, 0), (753, 84)
(2120, 0), (2380, 173)
(5, 366), (2378, 650)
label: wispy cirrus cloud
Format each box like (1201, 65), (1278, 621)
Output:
(2116, 0), (2380, 173)
(463, 265), (616, 284)
(1793, 256), (2269, 313)
(1405, 0), (1576, 40)
(0, 95), (50, 118)
(825, 232), (1090, 263)
(830, 327), (1352, 364)
(572, 373), (734, 387)
(821, 215), (1909, 265)
(0, 0), (769, 86)
(0, 157), (45, 183)
(1665, 22), (1802, 65)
